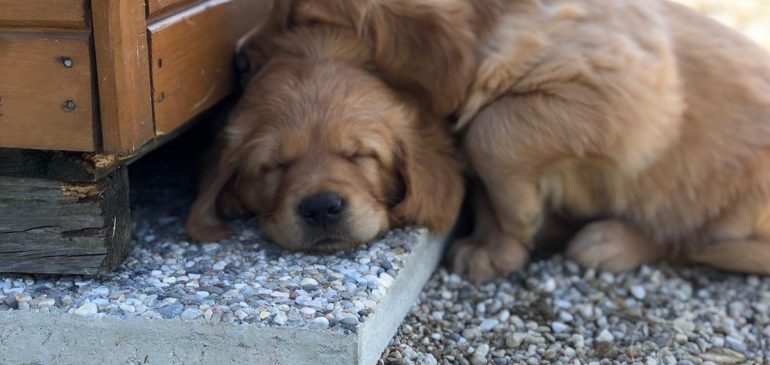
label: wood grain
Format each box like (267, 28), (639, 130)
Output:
(0, 168), (131, 275)
(0, 0), (87, 29)
(148, 0), (199, 19)
(91, 0), (155, 154)
(0, 32), (95, 151)
(148, 0), (272, 135)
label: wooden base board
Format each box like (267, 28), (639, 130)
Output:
(0, 168), (131, 275)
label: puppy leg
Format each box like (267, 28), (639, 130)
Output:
(449, 183), (530, 283)
(687, 240), (770, 275)
(566, 219), (663, 272)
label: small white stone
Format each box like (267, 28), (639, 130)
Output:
(596, 329), (614, 342)
(273, 313), (288, 325)
(310, 316), (329, 329)
(542, 278), (557, 293)
(73, 301), (98, 317)
(119, 303), (135, 313)
(479, 318), (499, 332)
(675, 333), (688, 344)
(300, 278), (318, 287)
(378, 273), (395, 288)
(91, 287), (110, 296)
(259, 310), (270, 320)
(270, 291), (290, 298)
(235, 310), (248, 321)
(498, 310), (510, 323)
(578, 305), (594, 320)
(551, 321), (569, 333)
(630, 285), (646, 300)
(162, 277), (177, 284)
(570, 334), (585, 348)
(471, 344), (490, 365)
(180, 308), (201, 320)
(196, 291), (210, 298)
(422, 354), (438, 365)
(150, 270), (163, 277)
(37, 298), (55, 307)
(212, 260), (228, 271)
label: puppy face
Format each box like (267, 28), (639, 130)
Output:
(234, 62), (406, 250)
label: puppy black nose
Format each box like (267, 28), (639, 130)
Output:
(298, 192), (346, 226)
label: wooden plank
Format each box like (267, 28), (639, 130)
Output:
(0, 168), (131, 275)
(0, 0), (87, 29)
(0, 32), (96, 151)
(147, 0), (199, 19)
(91, 0), (155, 154)
(148, 0), (271, 135)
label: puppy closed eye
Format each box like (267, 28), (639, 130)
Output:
(343, 151), (377, 163)
(262, 159), (293, 173)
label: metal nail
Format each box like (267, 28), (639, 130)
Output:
(63, 100), (77, 111)
(62, 57), (74, 68)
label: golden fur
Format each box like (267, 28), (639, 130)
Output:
(252, 0), (770, 281)
(453, 0), (770, 281)
(191, 0), (770, 282)
(186, 10), (464, 251)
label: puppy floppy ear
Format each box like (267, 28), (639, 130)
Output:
(392, 120), (466, 234)
(358, 0), (479, 116)
(186, 132), (242, 242)
(235, 0), (296, 86)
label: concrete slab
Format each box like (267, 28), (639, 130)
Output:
(0, 229), (445, 365)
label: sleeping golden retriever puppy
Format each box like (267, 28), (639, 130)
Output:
(291, 0), (770, 281)
(185, 20), (464, 251)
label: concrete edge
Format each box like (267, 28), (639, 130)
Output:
(358, 231), (447, 365)
(0, 310), (358, 365)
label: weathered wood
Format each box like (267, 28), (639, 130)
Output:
(0, 168), (131, 275)
(0, 31), (96, 151)
(0, 0), (87, 29)
(148, 0), (271, 135)
(91, 0), (155, 154)
(0, 148), (120, 182)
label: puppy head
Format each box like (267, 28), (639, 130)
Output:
(238, 0), (504, 117)
(187, 37), (464, 250)
(287, 0), (503, 117)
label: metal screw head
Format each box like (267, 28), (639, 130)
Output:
(63, 100), (77, 111)
(62, 57), (74, 68)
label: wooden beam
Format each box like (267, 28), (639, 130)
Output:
(0, 168), (131, 275)
(91, 0), (155, 154)
(0, 0), (88, 29)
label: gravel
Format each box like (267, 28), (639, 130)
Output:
(378, 258), (770, 365)
(0, 158), (425, 334)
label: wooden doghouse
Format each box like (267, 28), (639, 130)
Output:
(0, 0), (270, 275)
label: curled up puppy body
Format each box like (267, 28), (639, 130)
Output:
(453, 0), (770, 281)
(186, 17), (464, 252)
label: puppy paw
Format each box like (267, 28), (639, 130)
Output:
(448, 236), (530, 283)
(186, 222), (232, 243)
(566, 220), (661, 273)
